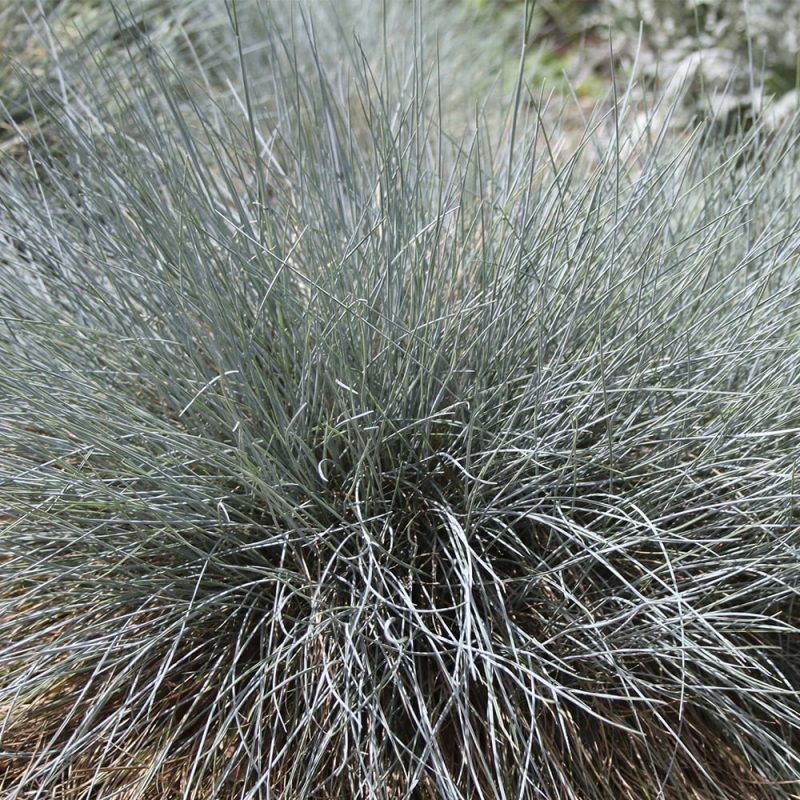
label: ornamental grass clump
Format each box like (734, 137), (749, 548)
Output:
(2, 4), (800, 799)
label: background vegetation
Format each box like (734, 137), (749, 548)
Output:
(475, 0), (800, 126)
(4, 0), (798, 159)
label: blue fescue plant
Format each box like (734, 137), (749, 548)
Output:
(2, 2), (800, 798)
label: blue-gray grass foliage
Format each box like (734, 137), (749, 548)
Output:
(1, 2), (800, 798)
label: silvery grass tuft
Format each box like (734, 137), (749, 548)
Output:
(2, 2), (800, 798)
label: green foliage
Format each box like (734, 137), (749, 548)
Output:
(2, 2), (800, 798)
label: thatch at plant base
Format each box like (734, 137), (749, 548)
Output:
(2, 3), (800, 799)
